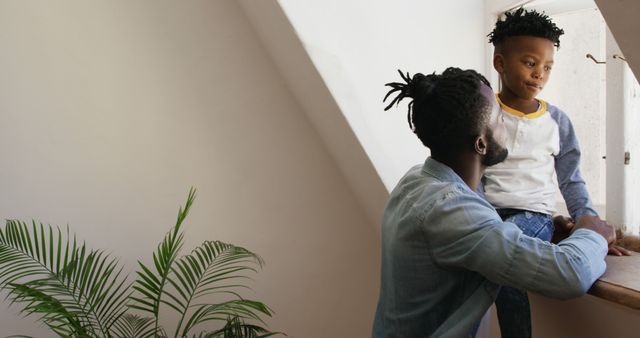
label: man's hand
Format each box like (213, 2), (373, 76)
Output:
(573, 215), (616, 245)
(551, 215), (575, 244)
(555, 215), (630, 256)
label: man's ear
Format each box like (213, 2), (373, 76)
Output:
(475, 135), (488, 156)
(493, 54), (505, 73)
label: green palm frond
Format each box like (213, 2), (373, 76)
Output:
(0, 220), (131, 337)
(196, 316), (284, 338)
(110, 313), (159, 338)
(1, 188), (283, 337)
(0, 222), (71, 286)
(181, 299), (273, 336)
(129, 188), (196, 334)
(171, 241), (266, 336)
(8, 282), (89, 337)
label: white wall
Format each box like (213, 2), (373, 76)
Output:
(598, 0), (640, 234)
(277, 0), (488, 190)
(539, 8), (607, 211)
(237, 0), (389, 229)
(605, 26), (640, 235)
(0, 1), (379, 337)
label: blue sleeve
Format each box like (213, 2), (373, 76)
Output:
(549, 107), (598, 221)
(424, 187), (607, 299)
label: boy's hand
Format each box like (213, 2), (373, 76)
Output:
(551, 215), (575, 243)
(552, 215), (629, 255)
(573, 215), (616, 245)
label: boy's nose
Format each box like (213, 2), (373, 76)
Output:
(532, 71), (542, 79)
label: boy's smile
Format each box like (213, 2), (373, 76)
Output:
(494, 36), (555, 113)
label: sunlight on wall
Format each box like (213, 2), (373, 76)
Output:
(278, 0), (487, 190)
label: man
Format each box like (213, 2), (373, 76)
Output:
(373, 68), (615, 337)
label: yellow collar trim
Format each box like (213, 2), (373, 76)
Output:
(495, 94), (547, 119)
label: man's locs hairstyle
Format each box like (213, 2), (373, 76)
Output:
(488, 7), (564, 48)
(383, 68), (492, 154)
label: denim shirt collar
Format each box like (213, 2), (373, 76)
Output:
(421, 157), (468, 187)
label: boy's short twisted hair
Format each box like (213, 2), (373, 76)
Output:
(383, 68), (492, 153)
(488, 7), (564, 48)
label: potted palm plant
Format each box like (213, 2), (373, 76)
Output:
(0, 188), (282, 337)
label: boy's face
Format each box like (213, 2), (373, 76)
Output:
(494, 36), (555, 101)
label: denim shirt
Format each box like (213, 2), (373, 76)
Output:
(372, 158), (608, 338)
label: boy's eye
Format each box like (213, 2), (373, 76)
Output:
(544, 65), (552, 71)
(524, 61), (535, 67)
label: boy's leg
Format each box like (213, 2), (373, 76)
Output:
(494, 209), (553, 338)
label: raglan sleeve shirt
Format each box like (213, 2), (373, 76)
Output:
(549, 106), (599, 221)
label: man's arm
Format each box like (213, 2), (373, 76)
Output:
(424, 188), (609, 299)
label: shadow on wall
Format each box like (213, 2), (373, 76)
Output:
(0, 1), (381, 337)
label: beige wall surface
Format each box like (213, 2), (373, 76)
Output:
(0, 1), (379, 337)
(530, 294), (640, 338)
(488, 294), (640, 338)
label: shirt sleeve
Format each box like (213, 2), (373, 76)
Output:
(423, 187), (608, 299)
(551, 109), (598, 221)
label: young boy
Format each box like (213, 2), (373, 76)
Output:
(484, 7), (626, 338)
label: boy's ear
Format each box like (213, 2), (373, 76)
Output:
(475, 135), (488, 156)
(493, 54), (505, 73)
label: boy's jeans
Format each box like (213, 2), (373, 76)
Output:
(494, 209), (554, 338)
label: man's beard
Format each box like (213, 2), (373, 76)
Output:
(482, 132), (508, 166)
